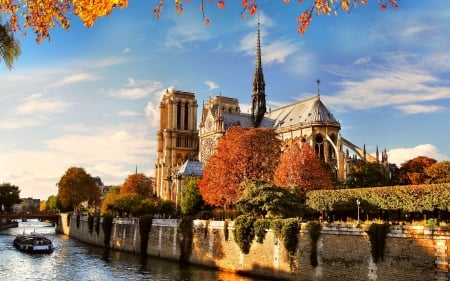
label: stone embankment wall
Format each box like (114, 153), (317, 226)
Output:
(57, 214), (449, 281)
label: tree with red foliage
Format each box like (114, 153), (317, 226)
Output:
(274, 142), (333, 198)
(199, 126), (281, 209)
(120, 173), (153, 197)
(392, 156), (437, 185)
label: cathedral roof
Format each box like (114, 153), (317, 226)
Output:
(265, 95), (340, 129)
(223, 112), (274, 130)
(177, 160), (203, 177)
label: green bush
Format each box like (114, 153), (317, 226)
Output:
(139, 214), (153, 256)
(94, 216), (100, 235)
(254, 219), (270, 243)
(87, 215), (94, 233)
(102, 215), (114, 247)
(179, 216), (194, 263)
(224, 220), (229, 241)
(308, 221), (322, 267)
(367, 223), (390, 263)
(270, 219), (284, 239)
(233, 215), (256, 254)
(282, 218), (300, 256)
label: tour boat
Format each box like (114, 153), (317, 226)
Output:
(13, 231), (53, 253)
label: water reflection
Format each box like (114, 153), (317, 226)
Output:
(0, 220), (259, 281)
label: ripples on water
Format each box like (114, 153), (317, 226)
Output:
(0, 220), (258, 281)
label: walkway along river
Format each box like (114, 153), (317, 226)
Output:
(0, 220), (258, 281)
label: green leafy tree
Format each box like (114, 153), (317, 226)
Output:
(236, 180), (301, 218)
(180, 179), (204, 216)
(346, 162), (389, 188)
(0, 23), (20, 69)
(156, 199), (176, 218)
(108, 193), (142, 217)
(45, 195), (61, 212)
(134, 197), (160, 216)
(0, 182), (21, 212)
(57, 167), (100, 212)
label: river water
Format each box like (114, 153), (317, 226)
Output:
(0, 220), (259, 281)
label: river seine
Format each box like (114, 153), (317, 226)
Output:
(0, 220), (259, 281)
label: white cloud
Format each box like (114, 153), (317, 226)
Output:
(0, 94), (73, 130)
(236, 12), (300, 66)
(88, 56), (132, 68)
(101, 78), (164, 100)
(323, 56), (450, 112)
(205, 80), (219, 91)
(164, 13), (211, 49)
(15, 94), (72, 116)
(122, 48), (131, 54)
(118, 110), (141, 117)
(237, 30), (299, 65)
(144, 101), (160, 128)
(396, 104), (444, 115)
(354, 56), (371, 65)
(0, 118), (45, 129)
(144, 88), (166, 128)
(52, 72), (101, 87)
(0, 122), (157, 199)
(388, 144), (449, 167)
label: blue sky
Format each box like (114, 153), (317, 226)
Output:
(1, 1), (449, 200)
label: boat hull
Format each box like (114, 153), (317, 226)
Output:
(13, 234), (53, 253)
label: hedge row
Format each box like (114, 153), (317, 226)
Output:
(306, 183), (450, 213)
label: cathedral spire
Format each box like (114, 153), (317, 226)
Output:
(316, 78), (321, 97)
(251, 16), (266, 128)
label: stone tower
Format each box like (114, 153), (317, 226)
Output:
(155, 88), (198, 201)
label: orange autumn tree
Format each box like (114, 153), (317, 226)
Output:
(392, 156), (437, 185)
(274, 141), (333, 199)
(0, 0), (398, 68)
(199, 126), (281, 210)
(0, 0), (398, 43)
(120, 173), (153, 197)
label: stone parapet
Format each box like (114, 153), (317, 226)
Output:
(56, 215), (450, 281)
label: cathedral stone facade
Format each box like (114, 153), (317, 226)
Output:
(154, 89), (199, 201)
(155, 24), (387, 202)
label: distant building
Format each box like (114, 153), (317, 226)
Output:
(13, 197), (41, 213)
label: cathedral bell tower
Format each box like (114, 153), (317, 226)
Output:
(155, 88), (198, 201)
(251, 20), (266, 128)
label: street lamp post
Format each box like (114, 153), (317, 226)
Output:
(356, 199), (361, 224)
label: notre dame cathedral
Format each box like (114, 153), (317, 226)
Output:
(154, 24), (388, 203)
